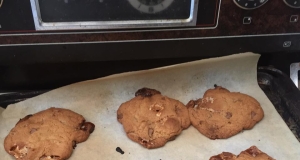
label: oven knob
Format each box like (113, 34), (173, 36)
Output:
(233, 0), (268, 10)
(284, 0), (300, 8)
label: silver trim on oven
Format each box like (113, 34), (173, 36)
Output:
(290, 63), (300, 88)
(30, 0), (199, 31)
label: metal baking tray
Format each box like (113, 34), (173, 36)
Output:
(1, 66), (299, 142)
(258, 66), (300, 141)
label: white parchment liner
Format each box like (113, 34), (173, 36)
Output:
(1, 53), (299, 159)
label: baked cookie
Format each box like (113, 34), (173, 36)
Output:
(210, 152), (237, 160)
(187, 85), (264, 139)
(237, 146), (275, 160)
(117, 88), (190, 149)
(209, 146), (275, 160)
(4, 107), (95, 160)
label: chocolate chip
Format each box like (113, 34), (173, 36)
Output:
(141, 140), (147, 144)
(222, 152), (233, 157)
(245, 146), (261, 157)
(210, 134), (219, 140)
(50, 155), (60, 159)
(80, 122), (95, 133)
(16, 114), (32, 125)
(18, 142), (25, 149)
(148, 128), (154, 138)
(116, 147), (125, 154)
(30, 128), (38, 134)
(117, 114), (123, 120)
(210, 155), (222, 160)
(10, 145), (17, 151)
(168, 135), (177, 141)
(138, 137), (149, 145)
(251, 111), (256, 119)
(150, 104), (164, 114)
(72, 141), (77, 149)
(174, 105), (178, 112)
(186, 100), (196, 109)
(209, 127), (216, 133)
(10, 142), (25, 152)
(39, 155), (60, 160)
(135, 88), (161, 97)
(210, 152), (236, 159)
(225, 112), (232, 119)
(77, 120), (85, 130)
(39, 155), (47, 160)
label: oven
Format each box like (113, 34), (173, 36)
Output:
(0, 0), (300, 159)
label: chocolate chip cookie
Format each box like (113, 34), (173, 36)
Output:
(4, 107), (95, 160)
(117, 88), (190, 149)
(210, 146), (275, 160)
(187, 85), (264, 139)
(210, 152), (237, 160)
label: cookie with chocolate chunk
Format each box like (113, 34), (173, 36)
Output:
(237, 146), (274, 160)
(4, 107), (95, 160)
(117, 88), (190, 149)
(210, 152), (237, 160)
(187, 86), (264, 139)
(209, 146), (275, 160)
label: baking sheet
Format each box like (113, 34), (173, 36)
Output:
(1, 53), (300, 159)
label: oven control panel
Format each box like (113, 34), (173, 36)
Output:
(233, 0), (300, 9)
(233, 0), (269, 10)
(216, 0), (300, 37)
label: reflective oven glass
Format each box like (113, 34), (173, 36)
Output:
(38, 0), (192, 22)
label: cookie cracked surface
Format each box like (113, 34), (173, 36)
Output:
(210, 146), (275, 160)
(187, 86), (264, 139)
(117, 88), (190, 149)
(4, 107), (95, 160)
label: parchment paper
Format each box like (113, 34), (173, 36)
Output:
(1, 53), (300, 159)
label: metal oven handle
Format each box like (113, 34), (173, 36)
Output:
(0, 0), (3, 8)
(290, 63), (300, 88)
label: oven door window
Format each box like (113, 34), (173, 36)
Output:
(32, 0), (196, 30)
